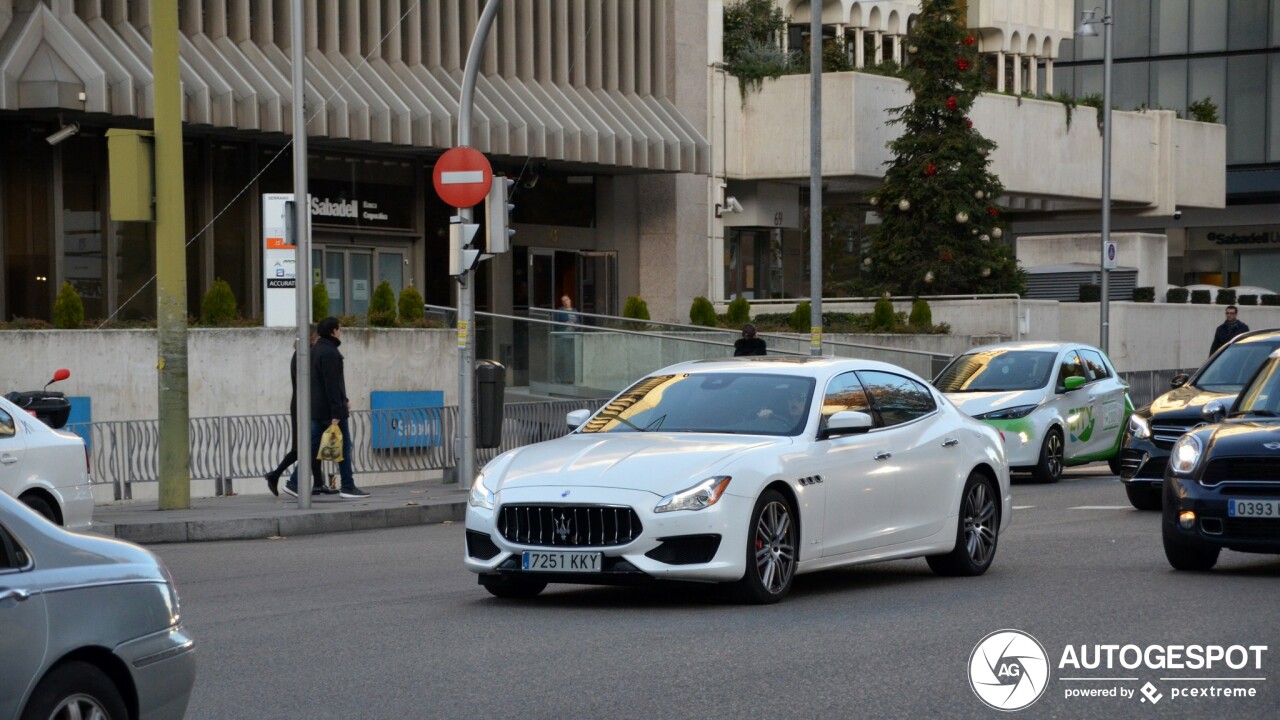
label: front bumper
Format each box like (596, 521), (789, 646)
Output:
(464, 486), (752, 584)
(1164, 474), (1280, 554)
(1119, 433), (1170, 484)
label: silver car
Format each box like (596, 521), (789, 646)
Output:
(0, 491), (195, 720)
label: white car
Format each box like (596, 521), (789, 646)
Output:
(0, 394), (93, 529)
(464, 356), (1011, 603)
(934, 341), (1133, 483)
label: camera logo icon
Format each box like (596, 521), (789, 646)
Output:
(969, 629), (1051, 711)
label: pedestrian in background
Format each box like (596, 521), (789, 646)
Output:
(1210, 305), (1250, 355)
(553, 294), (580, 326)
(267, 324), (331, 496)
(286, 317), (370, 499)
(734, 323), (767, 357)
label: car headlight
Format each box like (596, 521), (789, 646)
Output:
(1170, 434), (1203, 475)
(1128, 414), (1151, 440)
(655, 476), (731, 513)
(975, 404), (1038, 420)
(468, 472), (495, 510)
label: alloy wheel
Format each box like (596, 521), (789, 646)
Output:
(48, 694), (111, 720)
(1046, 432), (1063, 477)
(753, 500), (796, 594)
(963, 482), (997, 566)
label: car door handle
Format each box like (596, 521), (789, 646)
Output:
(874, 451), (892, 461)
(942, 438), (960, 448)
(0, 588), (32, 603)
(0, 454), (17, 465)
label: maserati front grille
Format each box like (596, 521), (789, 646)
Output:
(498, 504), (643, 547)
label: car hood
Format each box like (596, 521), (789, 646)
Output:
(1204, 419), (1280, 457)
(1145, 385), (1235, 421)
(945, 390), (1043, 417)
(484, 433), (788, 495)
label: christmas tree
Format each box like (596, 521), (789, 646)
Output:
(865, 0), (1025, 296)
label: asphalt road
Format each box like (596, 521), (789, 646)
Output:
(156, 468), (1279, 720)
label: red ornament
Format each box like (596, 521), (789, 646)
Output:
(964, 35), (975, 46)
(957, 58), (971, 71)
(946, 96), (959, 111)
(924, 163), (937, 176)
(939, 249), (954, 262)
(965, 117), (973, 128)
(987, 206), (1000, 217)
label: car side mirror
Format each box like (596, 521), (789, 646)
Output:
(566, 409), (591, 430)
(1170, 373), (1189, 389)
(821, 411), (874, 438)
(1201, 399), (1226, 424)
(1061, 376), (1086, 392)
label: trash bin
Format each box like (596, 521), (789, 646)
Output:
(3, 391), (72, 429)
(475, 360), (506, 449)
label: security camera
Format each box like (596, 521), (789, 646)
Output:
(45, 122), (80, 146)
(725, 196), (744, 214)
(1173, 209), (1183, 220)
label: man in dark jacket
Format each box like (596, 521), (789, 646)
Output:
(1210, 305), (1250, 356)
(733, 323), (767, 357)
(286, 316), (370, 498)
(266, 324), (328, 496)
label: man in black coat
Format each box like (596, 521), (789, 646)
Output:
(266, 324), (328, 496)
(1210, 305), (1250, 356)
(286, 316), (370, 498)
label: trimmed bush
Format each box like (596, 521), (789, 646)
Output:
(312, 283), (329, 320)
(1261, 294), (1280, 307)
(368, 280), (397, 327)
(870, 296), (895, 331)
(398, 285), (425, 322)
(1166, 287), (1189, 303)
(622, 295), (650, 320)
(689, 296), (717, 327)
(907, 298), (932, 329)
(1132, 287), (1155, 303)
(52, 281), (85, 329)
(1238, 294), (1258, 306)
(726, 297), (751, 325)
(200, 278), (238, 326)
(1079, 284), (1101, 302)
(1190, 289), (1212, 304)
(1214, 289), (1237, 306)
(789, 302), (811, 333)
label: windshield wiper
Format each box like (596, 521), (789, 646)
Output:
(643, 414), (667, 431)
(592, 412), (647, 432)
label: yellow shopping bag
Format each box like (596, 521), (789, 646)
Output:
(317, 424), (344, 462)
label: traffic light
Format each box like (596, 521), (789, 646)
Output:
(449, 219), (480, 276)
(485, 176), (515, 254)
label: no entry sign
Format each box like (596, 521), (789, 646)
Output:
(433, 146), (493, 209)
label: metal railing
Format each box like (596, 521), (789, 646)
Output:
(71, 398), (605, 500)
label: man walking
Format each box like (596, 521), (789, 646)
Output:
(1210, 305), (1250, 355)
(286, 316), (370, 498)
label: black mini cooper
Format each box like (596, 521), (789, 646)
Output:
(1121, 329), (1280, 510)
(1162, 348), (1280, 571)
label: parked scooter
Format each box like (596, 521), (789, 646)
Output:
(5, 369), (74, 429)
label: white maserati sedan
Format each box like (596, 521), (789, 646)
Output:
(464, 356), (1011, 603)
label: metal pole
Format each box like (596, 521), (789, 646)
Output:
(457, 0), (503, 491)
(291, 0), (312, 509)
(152, 0), (190, 510)
(808, 5), (823, 356)
(1100, 0), (1113, 354)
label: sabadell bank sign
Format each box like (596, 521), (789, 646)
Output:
(305, 179), (412, 231)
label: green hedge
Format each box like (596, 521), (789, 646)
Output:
(200, 278), (238, 326)
(1166, 288), (1189, 303)
(1132, 287), (1155, 303)
(689, 296), (717, 327)
(726, 297), (751, 325)
(1079, 284), (1101, 302)
(1261, 294), (1280, 307)
(1190, 290), (1212, 304)
(1237, 294), (1258, 306)
(1214, 289), (1237, 306)
(53, 282), (85, 329)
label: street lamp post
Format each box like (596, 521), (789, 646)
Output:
(1078, 2), (1113, 354)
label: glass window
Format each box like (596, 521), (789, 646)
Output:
(212, 143), (252, 313)
(1114, 0), (1152, 58)
(0, 407), (14, 438)
(3, 121), (56, 322)
(0, 523), (28, 570)
(1113, 62), (1151, 111)
(1189, 0), (1228, 52)
(821, 372), (874, 423)
(857, 371), (936, 427)
(1188, 57), (1226, 121)
(934, 350), (1057, 393)
(1079, 349), (1112, 379)
(1057, 351), (1087, 388)
(1227, 55), (1267, 165)
(1273, 0), (1280, 44)
(1271, 55), (1280, 162)
(1150, 59), (1188, 113)
(1228, 0), (1269, 49)
(61, 133), (107, 321)
(1151, 0), (1189, 55)
(1196, 340), (1280, 392)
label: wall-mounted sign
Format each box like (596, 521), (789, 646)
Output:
(307, 179), (413, 230)
(263, 193), (298, 328)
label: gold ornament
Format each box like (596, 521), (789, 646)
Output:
(924, 271), (935, 284)
(898, 198), (911, 212)
(956, 211), (969, 224)
(981, 268), (992, 277)
(980, 234), (990, 243)
(992, 227), (1003, 239)
(975, 190), (985, 199)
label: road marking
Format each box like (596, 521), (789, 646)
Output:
(1069, 505), (1132, 510)
(1013, 505), (1036, 510)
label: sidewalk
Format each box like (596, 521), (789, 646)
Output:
(90, 481), (468, 544)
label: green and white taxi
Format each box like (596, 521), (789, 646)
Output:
(934, 342), (1132, 482)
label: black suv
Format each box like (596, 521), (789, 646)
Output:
(1119, 329), (1280, 510)
(1162, 347), (1280, 570)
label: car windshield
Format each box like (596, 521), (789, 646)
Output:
(1194, 340), (1280, 393)
(933, 350), (1056, 393)
(1233, 355), (1280, 417)
(579, 372), (816, 437)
